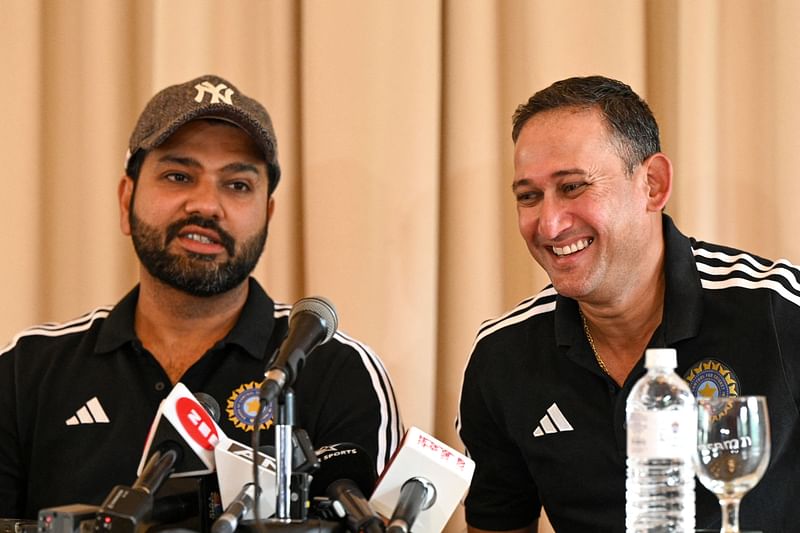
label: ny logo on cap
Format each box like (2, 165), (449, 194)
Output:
(194, 81), (235, 105)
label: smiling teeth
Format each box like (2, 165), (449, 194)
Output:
(553, 238), (592, 257)
(186, 233), (214, 244)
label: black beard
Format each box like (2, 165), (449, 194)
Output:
(129, 211), (267, 297)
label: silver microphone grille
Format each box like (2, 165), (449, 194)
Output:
(289, 296), (338, 343)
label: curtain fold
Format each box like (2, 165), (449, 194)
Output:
(2, 2), (799, 531)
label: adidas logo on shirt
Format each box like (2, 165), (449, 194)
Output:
(65, 397), (110, 425)
(533, 402), (573, 437)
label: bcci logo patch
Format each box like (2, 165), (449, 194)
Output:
(226, 381), (273, 432)
(683, 358), (740, 398)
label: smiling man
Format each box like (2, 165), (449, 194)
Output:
(0, 75), (402, 518)
(458, 76), (800, 532)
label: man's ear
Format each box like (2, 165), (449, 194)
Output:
(642, 152), (673, 211)
(267, 195), (276, 223)
(118, 176), (134, 236)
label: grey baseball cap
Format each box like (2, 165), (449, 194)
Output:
(126, 74), (281, 192)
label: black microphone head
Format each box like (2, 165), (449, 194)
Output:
(194, 392), (221, 423)
(309, 443), (377, 498)
(290, 296), (338, 343)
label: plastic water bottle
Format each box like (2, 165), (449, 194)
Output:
(625, 348), (696, 532)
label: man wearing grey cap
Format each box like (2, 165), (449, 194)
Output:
(0, 74), (402, 518)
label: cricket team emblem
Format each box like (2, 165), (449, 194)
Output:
(683, 358), (740, 398)
(226, 381), (273, 432)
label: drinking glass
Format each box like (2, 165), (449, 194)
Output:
(694, 396), (770, 533)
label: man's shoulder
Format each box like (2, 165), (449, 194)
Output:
(690, 239), (800, 304)
(690, 238), (794, 270)
(307, 329), (385, 379)
(273, 297), (381, 360)
(472, 286), (558, 348)
(0, 306), (113, 359)
(329, 329), (379, 356)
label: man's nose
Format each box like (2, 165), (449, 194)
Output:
(536, 195), (570, 240)
(184, 178), (223, 218)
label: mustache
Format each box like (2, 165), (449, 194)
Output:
(165, 215), (236, 256)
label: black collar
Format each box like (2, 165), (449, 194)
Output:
(94, 277), (276, 361)
(555, 213), (703, 348)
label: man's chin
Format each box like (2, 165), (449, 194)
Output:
(548, 278), (590, 300)
(145, 263), (248, 297)
(184, 251), (226, 263)
(162, 278), (246, 298)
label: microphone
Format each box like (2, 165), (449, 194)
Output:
(195, 392), (222, 423)
(327, 480), (384, 533)
(134, 448), (182, 494)
(214, 428), (321, 527)
(95, 384), (225, 532)
(386, 477), (436, 533)
(136, 383), (224, 477)
(96, 449), (182, 532)
(310, 443), (383, 533)
(369, 427), (475, 533)
(152, 475), (223, 532)
(214, 436), (279, 519)
(260, 297), (338, 404)
(211, 482), (256, 533)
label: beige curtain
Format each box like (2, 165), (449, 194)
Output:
(3, 1), (800, 531)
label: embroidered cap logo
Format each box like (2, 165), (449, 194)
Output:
(194, 81), (235, 105)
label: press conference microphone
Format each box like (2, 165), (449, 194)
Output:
(214, 436), (279, 519)
(134, 447), (182, 494)
(211, 482), (256, 533)
(96, 449), (186, 532)
(370, 427), (476, 533)
(96, 385), (224, 532)
(195, 392), (222, 424)
(310, 443), (383, 533)
(327, 480), (384, 533)
(136, 383), (224, 478)
(259, 297), (338, 404)
(386, 477), (436, 533)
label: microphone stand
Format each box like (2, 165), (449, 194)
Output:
(248, 390), (344, 532)
(274, 388), (295, 522)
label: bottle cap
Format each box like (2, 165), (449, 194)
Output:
(644, 348), (677, 369)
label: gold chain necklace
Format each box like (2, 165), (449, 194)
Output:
(579, 309), (610, 375)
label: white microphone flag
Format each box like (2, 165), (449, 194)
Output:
(370, 426), (475, 533)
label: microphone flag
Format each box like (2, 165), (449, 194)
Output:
(136, 382), (224, 478)
(214, 436), (278, 519)
(369, 426), (475, 533)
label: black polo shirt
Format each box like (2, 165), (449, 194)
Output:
(0, 278), (402, 518)
(458, 215), (800, 533)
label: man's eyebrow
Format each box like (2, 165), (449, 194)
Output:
(512, 168), (588, 191)
(156, 156), (263, 177)
(512, 178), (533, 191)
(157, 154), (201, 168)
(221, 162), (262, 175)
(552, 168), (588, 178)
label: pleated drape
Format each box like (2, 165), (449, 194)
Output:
(3, 2), (799, 531)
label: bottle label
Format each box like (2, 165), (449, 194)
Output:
(627, 410), (695, 459)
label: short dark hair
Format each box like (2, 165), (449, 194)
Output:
(511, 76), (660, 174)
(125, 149), (147, 182)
